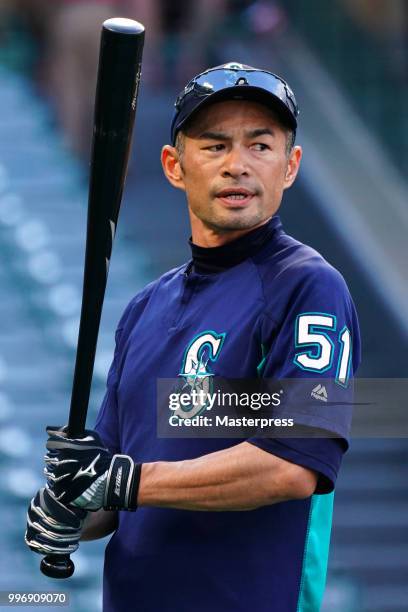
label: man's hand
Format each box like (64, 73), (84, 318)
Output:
(25, 487), (86, 555)
(44, 426), (141, 511)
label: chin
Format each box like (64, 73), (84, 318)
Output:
(206, 212), (267, 233)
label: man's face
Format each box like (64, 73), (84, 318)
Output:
(162, 99), (302, 240)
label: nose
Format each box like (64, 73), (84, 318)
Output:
(221, 146), (249, 179)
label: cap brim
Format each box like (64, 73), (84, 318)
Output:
(173, 85), (297, 144)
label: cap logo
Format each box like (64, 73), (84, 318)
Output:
(224, 62), (245, 70)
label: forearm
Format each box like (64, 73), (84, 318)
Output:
(138, 442), (317, 511)
(81, 509), (118, 541)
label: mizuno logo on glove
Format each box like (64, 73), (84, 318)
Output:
(73, 454), (101, 480)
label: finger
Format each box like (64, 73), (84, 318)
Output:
(28, 502), (80, 534)
(45, 435), (73, 451)
(25, 529), (79, 556)
(44, 453), (77, 467)
(46, 437), (107, 452)
(43, 466), (71, 483)
(46, 429), (106, 450)
(35, 488), (86, 527)
(26, 508), (81, 538)
(44, 488), (87, 522)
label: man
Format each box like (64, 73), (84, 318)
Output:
(26, 62), (361, 612)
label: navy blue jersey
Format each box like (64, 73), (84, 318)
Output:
(95, 216), (361, 612)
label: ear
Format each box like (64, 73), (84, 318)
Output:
(283, 145), (302, 190)
(161, 145), (186, 191)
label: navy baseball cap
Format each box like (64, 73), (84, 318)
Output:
(171, 62), (299, 145)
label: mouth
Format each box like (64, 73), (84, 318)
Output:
(215, 187), (256, 208)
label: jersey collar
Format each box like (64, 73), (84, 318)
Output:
(189, 215), (282, 274)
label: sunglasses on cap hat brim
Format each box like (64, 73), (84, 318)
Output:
(171, 63), (299, 145)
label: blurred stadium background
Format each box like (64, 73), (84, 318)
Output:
(0, 1), (407, 610)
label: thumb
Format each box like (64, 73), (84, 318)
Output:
(46, 425), (68, 438)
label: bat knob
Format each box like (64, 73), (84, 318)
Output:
(40, 554), (75, 579)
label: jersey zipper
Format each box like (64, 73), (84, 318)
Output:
(168, 265), (197, 332)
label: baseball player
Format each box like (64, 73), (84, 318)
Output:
(26, 62), (361, 612)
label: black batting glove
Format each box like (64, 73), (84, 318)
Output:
(44, 426), (141, 512)
(25, 487), (86, 556)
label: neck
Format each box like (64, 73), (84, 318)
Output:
(189, 213), (272, 248)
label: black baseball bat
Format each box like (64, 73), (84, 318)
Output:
(40, 17), (145, 579)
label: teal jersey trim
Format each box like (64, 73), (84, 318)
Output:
(297, 492), (335, 612)
(256, 343), (268, 377)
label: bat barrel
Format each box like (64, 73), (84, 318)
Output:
(69, 16), (145, 438)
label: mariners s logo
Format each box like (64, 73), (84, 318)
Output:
(173, 330), (226, 419)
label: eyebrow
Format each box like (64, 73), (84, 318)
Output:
(198, 131), (229, 141)
(198, 128), (275, 140)
(247, 128), (275, 139)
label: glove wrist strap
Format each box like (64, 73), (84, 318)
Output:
(104, 455), (141, 511)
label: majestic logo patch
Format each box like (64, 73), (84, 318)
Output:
(311, 384), (328, 402)
(174, 330), (226, 419)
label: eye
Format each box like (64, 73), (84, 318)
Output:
(211, 144), (225, 152)
(251, 143), (270, 151)
(203, 143), (225, 152)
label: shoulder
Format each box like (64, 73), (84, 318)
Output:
(254, 232), (350, 300)
(252, 232), (358, 331)
(117, 262), (188, 332)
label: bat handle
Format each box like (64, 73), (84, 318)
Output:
(40, 554), (75, 579)
(39, 396), (85, 577)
